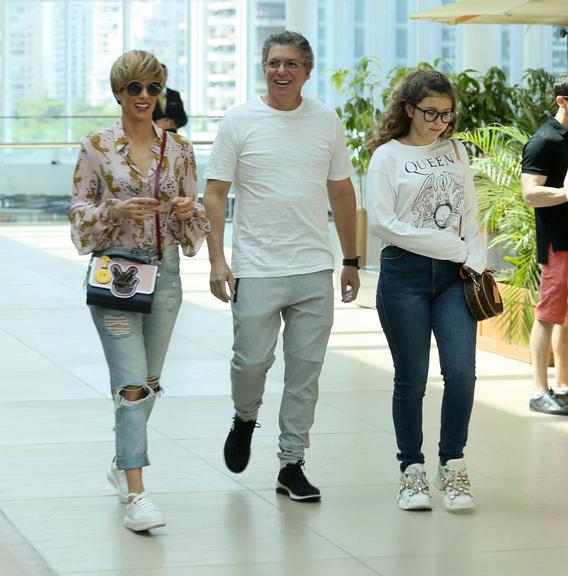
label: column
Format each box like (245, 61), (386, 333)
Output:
(462, 25), (502, 73)
(523, 25), (553, 73)
(286, 0), (318, 97)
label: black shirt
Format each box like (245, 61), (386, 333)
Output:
(522, 117), (568, 264)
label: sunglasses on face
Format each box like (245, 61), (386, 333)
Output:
(121, 81), (162, 97)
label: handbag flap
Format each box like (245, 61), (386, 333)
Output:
(88, 257), (158, 296)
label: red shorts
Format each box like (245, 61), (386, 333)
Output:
(536, 244), (568, 325)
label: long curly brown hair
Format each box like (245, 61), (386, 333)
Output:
(367, 68), (458, 155)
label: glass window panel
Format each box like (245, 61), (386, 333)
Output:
(126, 0), (188, 114)
(70, 1), (122, 141)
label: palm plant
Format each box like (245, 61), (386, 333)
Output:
(330, 57), (382, 208)
(456, 125), (538, 344)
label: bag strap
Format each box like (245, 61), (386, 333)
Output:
(450, 139), (465, 237)
(450, 138), (461, 164)
(154, 131), (167, 261)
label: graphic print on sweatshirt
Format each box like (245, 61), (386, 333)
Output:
(410, 168), (464, 233)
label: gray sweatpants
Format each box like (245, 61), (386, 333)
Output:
(230, 270), (334, 465)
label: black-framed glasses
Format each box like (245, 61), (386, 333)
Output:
(264, 59), (304, 70)
(121, 81), (162, 97)
(414, 104), (456, 124)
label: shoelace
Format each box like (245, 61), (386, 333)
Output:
(440, 468), (473, 499)
(400, 470), (430, 497)
(128, 492), (158, 512)
(287, 460), (312, 489)
(230, 417), (261, 431)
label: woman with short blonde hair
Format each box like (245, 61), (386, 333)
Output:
(70, 49), (209, 532)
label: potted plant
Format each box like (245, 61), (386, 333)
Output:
(452, 68), (555, 360)
(455, 126), (535, 358)
(330, 57), (382, 266)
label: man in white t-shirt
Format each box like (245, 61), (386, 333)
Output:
(203, 30), (360, 502)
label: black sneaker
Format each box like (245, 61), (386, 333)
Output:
(529, 390), (568, 415)
(276, 460), (321, 502)
(223, 414), (258, 473)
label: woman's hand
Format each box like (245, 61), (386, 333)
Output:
(112, 198), (160, 221)
(171, 197), (195, 221)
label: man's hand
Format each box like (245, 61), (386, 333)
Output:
(209, 259), (235, 303)
(340, 266), (360, 303)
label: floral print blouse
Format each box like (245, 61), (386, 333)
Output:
(70, 121), (210, 257)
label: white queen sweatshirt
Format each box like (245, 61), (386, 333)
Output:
(366, 137), (486, 273)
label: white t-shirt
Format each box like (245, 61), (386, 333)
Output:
(366, 138), (486, 274)
(204, 96), (353, 278)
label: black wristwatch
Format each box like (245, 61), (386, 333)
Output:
(342, 256), (361, 269)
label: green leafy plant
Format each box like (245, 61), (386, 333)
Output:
(330, 57), (382, 208)
(511, 68), (556, 134)
(456, 125), (537, 344)
(377, 64), (554, 135)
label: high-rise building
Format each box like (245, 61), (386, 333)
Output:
(0, 0), (566, 145)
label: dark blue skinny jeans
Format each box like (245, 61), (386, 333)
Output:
(376, 246), (477, 471)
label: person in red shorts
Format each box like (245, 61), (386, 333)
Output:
(521, 72), (568, 415)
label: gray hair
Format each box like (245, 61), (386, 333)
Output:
(261, 30), (314, 74)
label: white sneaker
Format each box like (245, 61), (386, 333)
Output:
(398, 463), (432, 510)
(107, 460), (129, 503)
(434, 458), (475, 511)
(124, 492), (166, 532)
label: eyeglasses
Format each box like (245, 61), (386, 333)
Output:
(121, 81), (162, 97)
(414, 104), (456, 124)
(264, 59), (304, 71)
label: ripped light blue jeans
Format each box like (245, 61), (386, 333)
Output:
(89, 244), (182, 470)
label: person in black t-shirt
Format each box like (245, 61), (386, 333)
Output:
(521, 72), (568, 415)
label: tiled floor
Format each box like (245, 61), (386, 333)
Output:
(1, 224), (568, 576)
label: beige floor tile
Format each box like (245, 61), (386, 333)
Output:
(321, 387), (451, 433)
(0, 512), (57, 576)
(3, 366), (101, 402)
(254, 481), (568, 558)
(363, 549), (568, 576)
(461, 424), (568, 479)
(2, 224), (567, 575)
(180, 428), (401, 492)
(0, 438), (245, 501)
(1, 492), (348, 573)
(60, 558), (381, 576)
(502, 476), (568, 512)
(0, 400), (114, 445)
(151, 391), (381, 441)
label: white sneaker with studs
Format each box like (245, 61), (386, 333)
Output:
(434, 458), (475, 511)
(398, 463), (432, 510)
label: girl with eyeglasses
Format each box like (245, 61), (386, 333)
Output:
(69, 50), (209, 532)
(366, 68), (486, 512)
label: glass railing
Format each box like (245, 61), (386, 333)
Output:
(0, 115), (220, 223)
